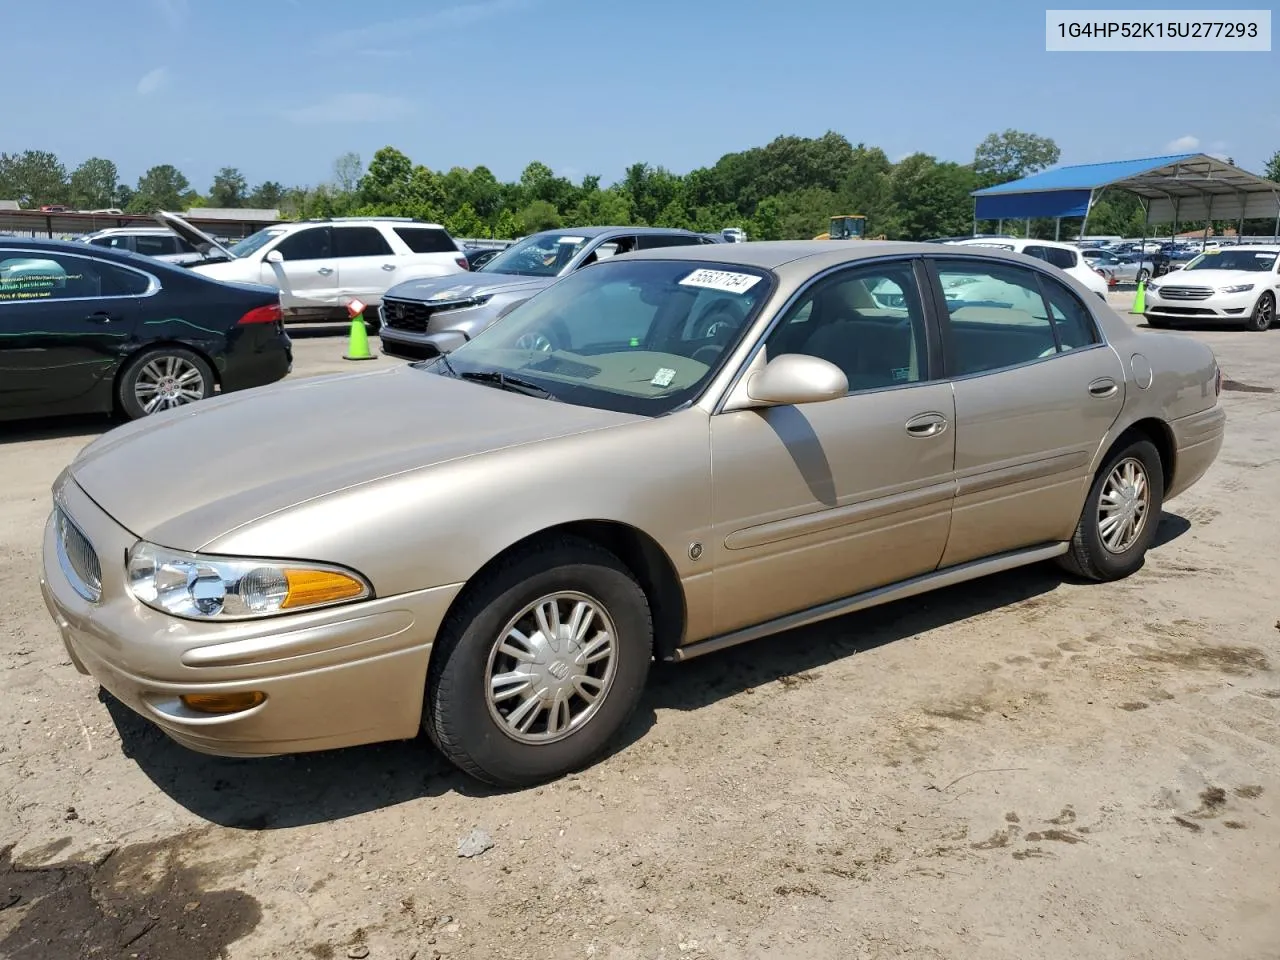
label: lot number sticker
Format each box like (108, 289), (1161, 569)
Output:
(679, 269), (762, 295)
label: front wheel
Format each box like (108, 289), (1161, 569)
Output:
(1058, 438), (1164, 581)
(424, 537), (653, 787)
(1247, 292), (1275, 332)
(1136, 268), (1150, 283)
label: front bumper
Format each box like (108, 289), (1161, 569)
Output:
(40, 476), (462, 756)
(1145, 289), (1257, 322)
(378, 324), (464, 361)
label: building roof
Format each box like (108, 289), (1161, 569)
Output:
(972, 153), (1280, 222)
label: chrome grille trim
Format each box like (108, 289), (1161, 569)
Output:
(55, 506), (102, 602)
(1156, 285), (1212, 301)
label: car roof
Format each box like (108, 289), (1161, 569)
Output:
(621, 239), (951, 270)
(287, 218), (447, 229)
(528, 226), (704, 239)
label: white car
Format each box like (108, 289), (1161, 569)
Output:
(946, 238), (1110, 299)
(159, 213), (468, 325)
(1145, 245), (1279, 331)
(79, 227), (205, 265)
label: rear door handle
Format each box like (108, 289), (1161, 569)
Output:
(381, 263), (396, 271)
(317, 267), (334, 276)
(1088, 377), (1118, 398)
(85, 311), (115, 324)
(905, 412), (949, 438)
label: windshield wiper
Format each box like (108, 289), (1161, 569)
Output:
(458, 369), (555, 400)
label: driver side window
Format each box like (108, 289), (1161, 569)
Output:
(764, 261), (929, 393)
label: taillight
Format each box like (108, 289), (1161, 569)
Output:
(239, 303), (282, 325)
(455, 256), (470, 271)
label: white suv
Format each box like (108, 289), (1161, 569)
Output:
(946, 237), (1110, 299)
(159, 213), (468, 325)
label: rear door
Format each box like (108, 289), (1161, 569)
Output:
(0, 250), (147, 412)
(332, 225), (399, 305)
(925, 255), (1125, 567)
(264, 226), (338, 308)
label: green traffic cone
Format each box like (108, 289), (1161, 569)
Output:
(343, 313), (376, 361)
(1130, 281), (1146, 315)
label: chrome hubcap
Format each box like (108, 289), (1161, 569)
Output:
(1259, 296), (1274, 328)
(485, 592), (617, 744)
(1098, 457), (1150, 554)
(134, 356), (206, 413)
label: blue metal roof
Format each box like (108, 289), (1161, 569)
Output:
(971, 154), (1199, 196)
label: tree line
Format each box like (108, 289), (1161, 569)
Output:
(3, 132), (1278, 241)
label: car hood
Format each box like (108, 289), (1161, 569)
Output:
(154, 211), (237, 260)
(385, 272), (552, 303)
(1152, 269), (1267, 288)
(67, 365), (639, 550)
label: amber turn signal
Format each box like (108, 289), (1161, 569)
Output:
(281, 569), (367, 609)
(180, 691), (267, 714)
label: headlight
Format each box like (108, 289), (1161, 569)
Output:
(1146, 283), (1159, 293)
(127, 542), (371, 620)
(1219, 283), (1254, 294)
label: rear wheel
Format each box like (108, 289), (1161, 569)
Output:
(116, 346), (214, 420)
(1247, 292), (1274, 332)
(1058, 438), (1164, 582)
(424, 537), (653, 787)
(1136, 268), (1150, 283)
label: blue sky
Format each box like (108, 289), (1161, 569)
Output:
(5, 0), (1277, 192)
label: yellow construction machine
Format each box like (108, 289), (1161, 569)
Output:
(813, 214), (885, 241)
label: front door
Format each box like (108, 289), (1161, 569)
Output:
(926, 256), (1126, 567)
(262, 226), (338, 309)
(0, 250), (144, 413)
(709, 258), (956, 634)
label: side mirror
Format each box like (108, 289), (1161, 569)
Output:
(741, 353), (848, 406)
(265, 250), (284, 264)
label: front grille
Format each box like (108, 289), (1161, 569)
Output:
(1150, 306), (1216, 316)
(55, 507), (102, 602)
(1155, 285), (1212, 300)
(381, 297), (436, 333)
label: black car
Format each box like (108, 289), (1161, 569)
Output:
(0, 238), (291, 423)
(461, 245), (503, 270)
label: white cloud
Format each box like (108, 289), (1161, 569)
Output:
(1166, 135), (1200, 152)
(314, 0), (535, 52)
(282, 92), (415, 125)
(136, 67), (169, 96)
(150, 0), (188, 29)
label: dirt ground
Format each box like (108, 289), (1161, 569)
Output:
(2, 305), (1278, 960)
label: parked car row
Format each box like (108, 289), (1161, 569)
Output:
(39, 239), (1226, 786)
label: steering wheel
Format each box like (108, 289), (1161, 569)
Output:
(691, 298), (746, 342)
(512, 316), (570, 353)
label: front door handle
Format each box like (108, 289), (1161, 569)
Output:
(905, 412), (949, 438)
(1088, 377), (1118, 398)
(317, 267), (334, 276)
(85, 311), (115, 324)
(381, 263), (396, 271)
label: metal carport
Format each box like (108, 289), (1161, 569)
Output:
(970, 153), (1280, 244)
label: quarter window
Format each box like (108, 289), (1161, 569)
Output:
(274, 227), (332, 261)
(765, 261), (928, 392)
(1039, 273), (1099, 349)
(334, 226), (394, 258)
(392, 227), (458, 253)
(935, 260), (1059, 375)
(133, 234), (179, 257)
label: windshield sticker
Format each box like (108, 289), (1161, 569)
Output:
(679, 269), (762, 295)
(650, 367), (677, 387)
(557, 236), (585, 245)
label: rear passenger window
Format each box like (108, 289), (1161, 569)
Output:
(637, 234), (700, 250)
(935, 260), (1056, 375)
(393, 227), (458, 254)
(275, 227), (331, 261)
(1043, 247), (1077, 270)
(1040, 273), (1099, 350)
(133, 234), (177, 257)
(765, 261), (928, 392)
(334, 226), (394, 258)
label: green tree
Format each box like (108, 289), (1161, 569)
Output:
(973, 129), (1061, 187)
(0, 150), (68, 207)
(402, 165), (446, 220)
(494, 208), (522, 239)
(519, 199), (561, 233)
(209, 167), (248, 207)
(888, 154), (979, 239)
(571, 186), (633, 226)
(248, 180), (285, 209)
(358, 147), (413, 206)
(1265, 149), (1280, 182)
(127, 164), (190, 212)
(333, 152), (363, 194)
(68, 157), (119, 209)
(445, 202), (487, 239)
(750, 196), (783, 240)
(467, 165), (502, 222)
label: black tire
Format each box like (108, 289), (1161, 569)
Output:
(425, 536), (653, 787)
(1246, 292), (1274, 332)
(1136, 268), (1150, 283)
(116, 346), (215, 420)
(1058, 437), (1164, 582)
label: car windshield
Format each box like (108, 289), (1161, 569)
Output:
(229, 228), (285, 258)
(1183, 249), (1278, 272)
(477, 232), (592, 277)
(430, 258), (774, 416)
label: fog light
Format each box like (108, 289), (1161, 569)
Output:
(180, 691), (266, 714)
